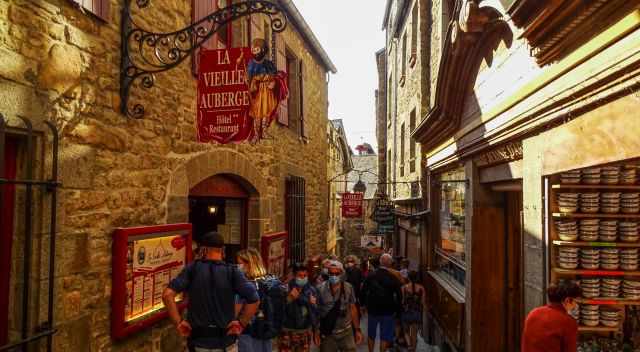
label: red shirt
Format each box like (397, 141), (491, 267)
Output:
(521, 304), (577, 352)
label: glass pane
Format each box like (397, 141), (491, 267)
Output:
(435, 252), (466, 288)
(439, 168), (466, 263)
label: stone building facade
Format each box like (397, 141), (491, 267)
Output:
(0, 0), (335, 350)
(413, 0), (640, 351)
(326, 119), (352, 255)
(380, 0), (429, 268)
(342, 144), (378, 258)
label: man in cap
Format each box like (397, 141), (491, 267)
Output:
(163, 231), (260, 352)
(315, 260), (363, 352)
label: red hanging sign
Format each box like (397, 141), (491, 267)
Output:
(342, 192), (364, 218)
(197, 44), (288, 144)
(197, 47), (253, 144)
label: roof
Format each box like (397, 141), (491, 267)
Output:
(278, 0), (338, 74)
(382, 0), (393, 29)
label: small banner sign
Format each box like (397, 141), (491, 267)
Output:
(341, 192), (364, 218)
(197, 44), (288, 144)
(361, 235), (383, 249)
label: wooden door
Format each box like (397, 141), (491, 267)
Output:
(1, 137), (17, 346)
(505, 191), (524, 352)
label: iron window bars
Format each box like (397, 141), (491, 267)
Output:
(286, 176), (305, 263)
(0, 113), (60, 352)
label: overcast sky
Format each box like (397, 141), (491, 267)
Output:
(293, 0), (386, 151)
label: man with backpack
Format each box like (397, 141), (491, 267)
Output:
(279, 262), (318, 352)
(361, 254), (403, 352)
(316, 260), (363, 352)
(162, 232), (260, 352)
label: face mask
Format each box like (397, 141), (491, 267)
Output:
(329, 275), (341, 285)
(295, 278), (308, 287)
(238, 264), (245, 272)
(322, 268), (329, 275)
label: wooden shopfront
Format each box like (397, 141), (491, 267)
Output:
(413, 1), (640, 351)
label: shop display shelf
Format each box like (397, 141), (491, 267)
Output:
(578, 326), (620, 333)
(553, 268), (640, 276)
(552, 213), (640, 219)
(577, 298), (640, 305)
(552, 184), (640, 190)
(552, 240), (640, 248)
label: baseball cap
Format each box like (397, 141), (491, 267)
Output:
(198, 231), (225, 248)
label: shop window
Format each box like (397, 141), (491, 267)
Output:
(286, 176), (306, 263)
(69, 0), (110, 21)
(435, 168), (467, 287)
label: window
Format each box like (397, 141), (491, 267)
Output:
(264, 20), (272, 58)
(286, 176), (306, 263)
(410, 2), (418, 67)
(285, 51), (305, 137)
(387, 75), (393, 125)
(387, 149), (392, 195)
(400, 33), (407, 84)
(435, 167), (467, 287)
(192, 0), (233, 73)
(400, 122), (405, 177)
(70, 0), (110, 21)
(217, 0), (231, 48)
(409, 109), (416, 173)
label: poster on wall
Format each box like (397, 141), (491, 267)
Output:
(197, 43), (288, 144)
(341, 192), (364, 218)
(261, 232), (288, 279)
(112, 224), (193, 339)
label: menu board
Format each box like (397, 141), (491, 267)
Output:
(125, 235), (186, 322)
(112, 224), (192, 339)
(261, 232), (288, 279)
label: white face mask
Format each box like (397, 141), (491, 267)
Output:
(238, 263), (246, 272)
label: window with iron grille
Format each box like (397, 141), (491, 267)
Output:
(286, 176), (305, 263)
(400, 122), (405, 177)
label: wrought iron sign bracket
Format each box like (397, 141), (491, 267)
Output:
(120, 0), (287, 119)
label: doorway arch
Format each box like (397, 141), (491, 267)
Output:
(166, 150), (270, 249)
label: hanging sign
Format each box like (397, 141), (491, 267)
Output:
(361, 235), (384, 249)
(342, 192), (364, 218)
(197, 42), (288, 144)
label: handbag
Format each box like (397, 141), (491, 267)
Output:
(319, 284), (344, 336)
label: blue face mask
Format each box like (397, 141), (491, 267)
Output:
(295, 277), (308, 287)
(329, 275), (341, 285)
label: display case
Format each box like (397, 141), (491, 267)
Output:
(547, 160), (640, 349)
(111, 223), (193, 339)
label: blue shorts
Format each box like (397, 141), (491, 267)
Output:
(367, 314), (395, 342)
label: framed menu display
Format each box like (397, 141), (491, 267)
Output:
(261, 232), (288, 279)
(111, 223), (193, 339)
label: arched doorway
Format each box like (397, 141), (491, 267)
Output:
(188, 174), (258, 262)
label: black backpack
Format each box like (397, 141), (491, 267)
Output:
(247, 276), (287, 340)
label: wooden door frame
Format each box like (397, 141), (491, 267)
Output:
(1, 137), (17, 346)
(504, 190), (524, 352)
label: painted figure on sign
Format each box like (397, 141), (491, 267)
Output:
(247, 38), (288, 143)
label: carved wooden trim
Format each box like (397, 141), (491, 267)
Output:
(412, 0), (507, 152)
(508, 0), (638, 66)
(474, 142), (523, 168)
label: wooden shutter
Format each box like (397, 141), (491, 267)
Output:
(69, 0), (110, 21)
(300, 61), (307, 138)
(287, 57), (299, 126)
(192, 0), (217, 74)
(276, 34), (288, 126)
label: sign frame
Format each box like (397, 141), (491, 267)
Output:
(111, 223), (193, 339)
(260, 231), (289, 280)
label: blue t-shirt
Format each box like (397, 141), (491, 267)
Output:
(169, 260), (259, 347)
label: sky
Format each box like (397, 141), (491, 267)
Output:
(293, 0), (387, 151)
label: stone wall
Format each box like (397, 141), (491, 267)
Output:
(0, 0), (330, 350)
(383, 0), (430, 202)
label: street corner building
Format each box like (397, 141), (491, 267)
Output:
(0, 0), (336, 351)
(383, 0), (640, 351)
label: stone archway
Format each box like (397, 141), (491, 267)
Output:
(166, 149), (270, 248)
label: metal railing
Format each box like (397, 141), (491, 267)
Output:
(0, 113), (60, 352)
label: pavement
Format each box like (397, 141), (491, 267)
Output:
(310, 315), (429, 352)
